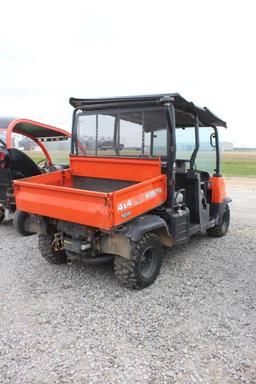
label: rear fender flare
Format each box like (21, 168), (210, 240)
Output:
(211, 197), (231, 225)
(101, 214), (174, 259)
(218, 197), (231, 224)
(118, 214), (174, 247)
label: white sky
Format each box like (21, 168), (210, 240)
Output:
(0, 0), (255, 147)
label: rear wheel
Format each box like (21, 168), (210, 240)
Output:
(207, 204), (230, 237)
(13, 210), (34, 236)
(38, 233), (67, 264)
(114, 233), (162, 289)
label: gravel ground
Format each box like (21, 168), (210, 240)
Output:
(0, 178), (256, 384)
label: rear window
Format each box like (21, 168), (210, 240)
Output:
(75, 108), (168, 157)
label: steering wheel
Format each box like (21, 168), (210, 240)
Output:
(37, 158), (49, 168)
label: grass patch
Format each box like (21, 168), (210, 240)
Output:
(24, 150), (69, 164)
(221, 152), (256, 177)
(24, 150), (256, 177)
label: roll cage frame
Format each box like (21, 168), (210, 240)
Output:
(0, 118), (71, 166)
(70, 95), (224, 208)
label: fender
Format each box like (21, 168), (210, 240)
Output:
(100, 214), (174, 259)
(118, 214), (174, 246)
(211, 197), (232, 225)
(118, 214), (169, 240)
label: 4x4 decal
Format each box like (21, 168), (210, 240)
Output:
(117, 187), (163, 213)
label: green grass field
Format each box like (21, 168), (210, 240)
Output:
(24, 150), (70, 165)
(25, 150), (256, 177)
(221, 151), (256, 177)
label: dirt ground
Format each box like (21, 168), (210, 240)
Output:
(225, 176), (256, 189)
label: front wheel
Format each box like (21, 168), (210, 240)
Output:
(114, 233), (162, 289)
(38, 234), (67, 264)
(207, 204), (230, 237)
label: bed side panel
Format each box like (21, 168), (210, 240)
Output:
(112, 175), (167, 226)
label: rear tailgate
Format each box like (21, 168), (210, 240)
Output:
(14, 170), (113, 229)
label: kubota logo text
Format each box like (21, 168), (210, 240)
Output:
(117, 187), (163, 213)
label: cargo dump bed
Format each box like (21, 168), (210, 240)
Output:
(14, 156), (167, 230)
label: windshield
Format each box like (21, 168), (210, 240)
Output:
(0, 130), (6, 147)
(75, 108), (169, 157)
(6, 133), (71, 165)
(44, 138), (71, 164)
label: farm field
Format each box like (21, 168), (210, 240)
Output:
(24, 150), (70, 165)
(24, 150), (256, 177)
(221, 151), (256, 177)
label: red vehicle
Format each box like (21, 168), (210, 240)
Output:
(0, 117), (71, 233)
(14, 94), (231, 289)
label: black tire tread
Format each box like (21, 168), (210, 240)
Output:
(38, 234), (67, 264)
(207, 205), (230, 238)
(114, 233), (161, 289)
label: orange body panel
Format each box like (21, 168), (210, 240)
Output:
(112, 175), (166, 227)
(70, 156), (161, 182)
(14, 157), (167, 230)
(209, 176), (227, 203)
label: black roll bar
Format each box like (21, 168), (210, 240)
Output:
(166, 102), (176, 209)
(213, 126), (221, 176)
(71, 107), (80, 155)
(190, 115), (200, 170)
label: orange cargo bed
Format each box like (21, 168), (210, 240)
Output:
(14, 156), (167, 230)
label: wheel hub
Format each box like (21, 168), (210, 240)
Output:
(140, 246), (157, 279)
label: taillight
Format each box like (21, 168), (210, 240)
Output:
(0, 152), (5, 161)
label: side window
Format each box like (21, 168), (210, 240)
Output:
(176, 127), (196, 160)
(0, 131), (6, 147)
(196, 127), (216, 174)
(152, 129), (167, 156)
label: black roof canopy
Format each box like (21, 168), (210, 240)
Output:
(69, 93), (227, 128)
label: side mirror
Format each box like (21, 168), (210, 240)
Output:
(210, 133), (216, 148)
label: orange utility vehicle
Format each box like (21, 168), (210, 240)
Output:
(0, 117), (71, 233)
(14, 94), (231, 289)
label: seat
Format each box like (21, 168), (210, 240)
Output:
(8, 148), (41, 179)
